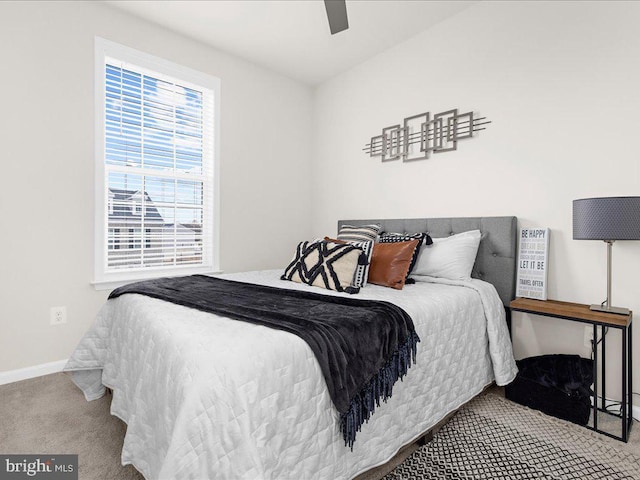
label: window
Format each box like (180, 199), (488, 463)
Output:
(94, 38), (220, 287)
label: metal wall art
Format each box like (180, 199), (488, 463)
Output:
(363, 109), (490, 162)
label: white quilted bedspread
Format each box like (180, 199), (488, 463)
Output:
(64, 270), (517, 480)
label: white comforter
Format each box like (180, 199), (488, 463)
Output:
(64, 270), (517, 480)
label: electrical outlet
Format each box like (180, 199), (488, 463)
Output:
(50, 306), (67, 325)
(583, 326), (593, 348)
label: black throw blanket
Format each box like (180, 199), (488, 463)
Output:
(109, 275), (420, 448)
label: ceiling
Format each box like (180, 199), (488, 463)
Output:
(105, 1), (477, 86)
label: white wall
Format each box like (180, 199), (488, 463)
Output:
(312, 1), (640, 404)
(0, 1), (313, 372)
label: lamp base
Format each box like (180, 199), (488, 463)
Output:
(589, 304), (630, 316)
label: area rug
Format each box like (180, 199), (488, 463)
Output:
(383, 393), (640, 479)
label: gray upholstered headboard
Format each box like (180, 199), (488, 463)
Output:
(337, 216), (518, 307)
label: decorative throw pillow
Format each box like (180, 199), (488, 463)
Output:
(379, 231), (433, 246)
(378, 232), (432, 281)
(412, 229), (482, 281)
(281, 240), (367, 294)
(337, 224), (381, 243)
(367, 240), (420, 290)
(325, 237), (373, 288)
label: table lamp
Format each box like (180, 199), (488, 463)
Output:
(573, 196), (640, 315)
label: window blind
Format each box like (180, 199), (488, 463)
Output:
(102, 59), (215, 274)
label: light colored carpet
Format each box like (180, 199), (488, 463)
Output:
(0, 374), (638, 479)
(0, 373), (143, 479)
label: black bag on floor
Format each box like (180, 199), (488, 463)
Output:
(505, 354), (593, 425)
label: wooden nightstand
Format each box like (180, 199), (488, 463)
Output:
(510, 297), (633, 442)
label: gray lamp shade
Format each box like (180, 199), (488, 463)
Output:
(573, 196), (640, 240)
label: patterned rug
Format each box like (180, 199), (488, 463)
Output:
(383, 393), (640, 479)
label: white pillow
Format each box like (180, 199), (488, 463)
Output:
(412, 230), (481, 281)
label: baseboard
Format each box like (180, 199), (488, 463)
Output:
(0, 359), (68, 386)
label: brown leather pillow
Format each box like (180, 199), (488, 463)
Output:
(368, 240), (420, 290)
(325, 236), (344, 243)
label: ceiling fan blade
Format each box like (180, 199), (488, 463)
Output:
(324, 0), (349, 35)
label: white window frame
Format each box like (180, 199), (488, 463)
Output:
(93, 37), (220, 289)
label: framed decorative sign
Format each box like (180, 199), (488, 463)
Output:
(516, 228), (550, 300)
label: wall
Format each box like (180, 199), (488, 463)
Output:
(0, 1), (313, 373)
(312, 1), (640, 404)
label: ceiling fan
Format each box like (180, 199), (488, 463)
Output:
(324, 0), (349, 35)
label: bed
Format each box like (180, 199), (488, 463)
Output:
(64, 216), (518, 480)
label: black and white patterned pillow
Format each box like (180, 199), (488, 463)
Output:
(325, 237), (373, 288)
(281, 240), (368, 294)
(378, 232), (432, 281)
(379, 231), (433, 246)
(345, 240), (373, 288)
(337, 224), (381, 243)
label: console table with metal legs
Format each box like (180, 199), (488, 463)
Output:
(510, 297), (633, 442)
